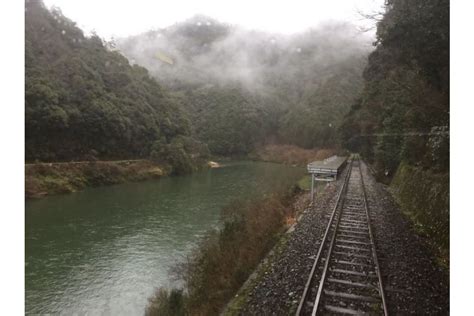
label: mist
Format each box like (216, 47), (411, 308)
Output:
(116, 15), (373, 97)
(113, 15), (373, 151)
(23, 1), (452, 315)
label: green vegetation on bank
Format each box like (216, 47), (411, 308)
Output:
(224, 232), (293, 316)
(25, 160), (168, 198)
(390, 162), (449, 261)
(145, 186), (302, 315)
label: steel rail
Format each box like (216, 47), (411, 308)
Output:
(359, 160), (389, 316)
(300, 156), (389, 315)
(311, 161), (354, 315)
(295, 158), (353, 316)
(296, 156), (388, 315)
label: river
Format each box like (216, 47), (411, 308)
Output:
(25, 161), (304, 315)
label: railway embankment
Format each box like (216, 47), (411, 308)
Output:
(227, 165), (348, 315)
(228, 160), (449, 315)
(390, 162), (449, 263)
(361, 162), (449, 314)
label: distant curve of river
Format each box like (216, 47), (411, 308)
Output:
(25, 161), (304, 315)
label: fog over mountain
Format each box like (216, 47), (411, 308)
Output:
(116, 16), (372, 152)
(23, 1), (451, 315)
(117, 15), (371, 90)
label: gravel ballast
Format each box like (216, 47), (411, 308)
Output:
(233, 162), (449, 315)
(360, 162), (449, 314)
(234, 167), (350, 315)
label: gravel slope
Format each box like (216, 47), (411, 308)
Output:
(360, 162), (449, 314)
(233, 162), (449, 315)
(236, 167), (349, 315)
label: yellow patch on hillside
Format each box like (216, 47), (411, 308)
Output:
(155, 52), (174, 65)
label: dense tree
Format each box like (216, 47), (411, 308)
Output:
(341, 0), (449, 176)
(118, 18), (371, 155)
(25, 0), (202, 163)
(26, 1), (376, 162)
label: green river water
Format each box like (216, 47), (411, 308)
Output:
(25, 161), (304, 315)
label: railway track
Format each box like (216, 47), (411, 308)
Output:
(296, 156), (388, 315)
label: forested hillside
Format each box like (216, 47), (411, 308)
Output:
(341, 0), (449, 176)
(117, 18), (371, 155)
(25, 1), (207, 167)
(26, 1), (374, 165)
(340, 0), (449, 253)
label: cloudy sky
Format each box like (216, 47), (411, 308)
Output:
(43, 0), (385, 39)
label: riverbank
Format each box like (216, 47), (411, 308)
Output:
(145, 181), (311, 315)
(25, 158), (221, 199)
(25, 143), (334, 199)
(25, 160), (171, 199)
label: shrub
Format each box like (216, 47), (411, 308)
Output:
(146, 186), (300, 315)
(145, 288), (186, 316)
(390, 162), (449, 259)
